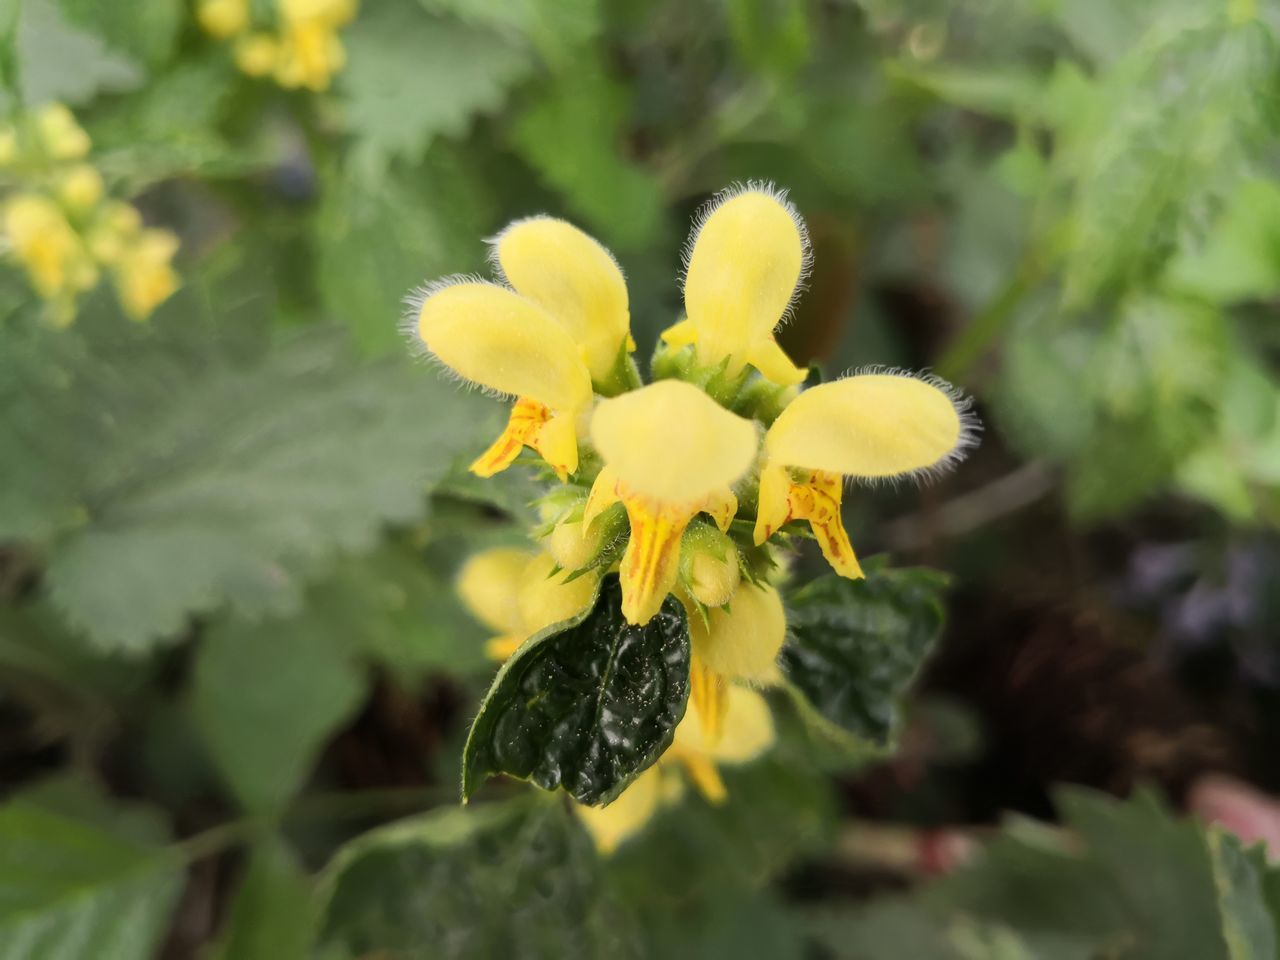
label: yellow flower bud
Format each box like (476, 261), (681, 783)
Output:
(56, 164), (105, 214)
(688, 582), (786, 682)
(197, 0), (250, 39)
(86, 201), (142, 265)
(234, 34), (281, 78)
(36, 104), (91, 161)
(113, 228), (180, 321)
(679, 521), (741, 609)
(3, 192), (95, 302)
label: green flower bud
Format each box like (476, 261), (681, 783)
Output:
(680, 520), (741, 609)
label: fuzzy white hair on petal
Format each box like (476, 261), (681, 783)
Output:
(831, 366), (982, 489)
(398, 273), (520, 401)
(679, 180), (814, 329)
(484, 215), (628, 288)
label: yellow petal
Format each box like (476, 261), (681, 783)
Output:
(745, 337), (807, 387)
(707, 686), (775, 764)
(659, 317), (698, 348)
(753, 463), (793, 545)
(688, 656), (729, 744)
(616, 497), (696, 626)
(589, 380), (757, 503)
(676, 753), (727, 805)
(754, 468), (864, 579)
(516, 553), (600, 637)
(484, 634), (523, 661)
(413, 280), (593, 416)
(688, 582), (787, 682)
(491, 217), (631, 381)
(675, 683), (774, 764)
(583, 464), (623, 527)
(36, 104), (90, 160)
(456, 547), (532, 635)
(574, 766), (665, 854)
(765, 373), (974, 480)
(683, 184), (808, 374)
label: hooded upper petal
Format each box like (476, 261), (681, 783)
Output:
(764, 372), (973, 480)
(491, 217), (631, 382)
(456, 546), (534, 636)
(589, 380), (758, 503)
(682, 185), (808, 377)
(688, 582), (787, 681)
(412, 280), (593, 415)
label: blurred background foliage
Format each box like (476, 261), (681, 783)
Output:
(2, 0), (1280, 956)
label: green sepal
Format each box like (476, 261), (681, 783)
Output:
(462, 574), (691, 806)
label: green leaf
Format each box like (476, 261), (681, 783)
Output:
(420, 0), (602, 64)
(1166, 177), (1280, 303)
(6, 0), (142, 109)
(725, 0), (811, 76)
(55, 0), (181, 67)
(0, 800), (181, 959)
(606, 753), (833, 904)
(511, 59), (665, 251)
(85, 56), (244, 188)
(0, 297), (483, 652)
(318, 797), (639, 959)
(922, 787), (1280, 960)
(215, 838), (317, 960)
(781, 565), (947, 747)
(1065, 297), (1227, 519)
(340, 6), (532, 175)
(315, 154), (497, 356)
(462, 574), (690, 805)
(1057, 16), (1280, 306)
(192, 604), (367, 813)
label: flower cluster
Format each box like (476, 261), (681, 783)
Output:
(198, 0), (358, 91)
(0, 104), (179, 327)
(409, 184), (977, 851)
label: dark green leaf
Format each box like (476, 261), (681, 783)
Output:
(462, 574), (690, 805)
(781, 565), (947, 747)
(318, 797), (639, 960)
(0, 800), (181, 959)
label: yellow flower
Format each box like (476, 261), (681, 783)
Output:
(56, 164), (105, 214)
(575, 677), (775, 854)
(36, 104), (91, 161)
(234, 34), (281, 77)
(197, 0), (250, 38)
(584, 380), (757, 625)
(456, 547), (599, 660)
(687, 581), (787, 684)
(407, 217), (633, 482)
(2, 193), (97, 308)
(660, 183), (810, 387)
(113, 228), (180, 321)
(273, 0), (358, 91)
(754, 372), (977, 579)
(489, 217), (633, 383)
